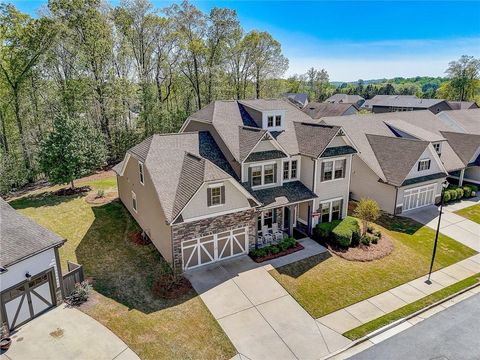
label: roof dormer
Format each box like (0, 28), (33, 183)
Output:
(262, 110), (286, 132)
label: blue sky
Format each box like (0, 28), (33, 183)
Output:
(11, 0), (480, 81)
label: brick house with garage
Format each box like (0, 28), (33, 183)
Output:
(114, 99), (357, 271)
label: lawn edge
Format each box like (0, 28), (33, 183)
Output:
(343, 273), (480, 340)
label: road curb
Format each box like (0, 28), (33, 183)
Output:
(322, 281), (480, 359)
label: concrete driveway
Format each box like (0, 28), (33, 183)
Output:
(186, 238), (351, 360)
(1, 305), (139, 360)
(405, 198), (480, 251)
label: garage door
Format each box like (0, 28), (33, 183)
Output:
(403, 184), (436, 211)
(181, 227), (249, 270)
(1, 270), (56, 330)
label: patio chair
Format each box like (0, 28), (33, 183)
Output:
(262, 226), (273, 245)
(271, 223), (284, 242)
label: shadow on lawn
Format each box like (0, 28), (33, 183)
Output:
(9, 191), (85, 209)
(274, 252), (331, 278)
(75, 200), (195, 314)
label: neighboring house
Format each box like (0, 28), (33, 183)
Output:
(114, 99), (358, 271)
(446, 101), (479, 110)
(321, 114), (448, 214)
(303, 102), (358, 119)
(381, 109), (480, 186)
(364, 95), (452, 114)
(325, 93), (365, 108)
(0, 198), (65, 331)
(283, 93), (309, 109)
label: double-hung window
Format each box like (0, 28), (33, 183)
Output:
(282, 159), (298, 181)
(139, 162), (144, 185)
(207, 184), (225, 207)
(275, 115), (282, 126)
(432, 143), (441, 156)
(322, 158), (346, 182)
(252, 166), (262, 186)
(264, 164), (275, 184)
(319, 199), (343, 223)
(418, 159), (431, 171)
(267, 116), (274, 127)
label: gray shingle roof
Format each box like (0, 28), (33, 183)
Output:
(1, 198), (64, 268)
(117, 132), (238, 223)
(402, 172), (447, 186)
(303, 102), (357, 119)
(245, 150), (287, 163)
(325, 94), (364, 104)
(321, 146), (357, 158)
(244, 181), (317, 208)
(367, 134), (430, 187)
(239, 127), (268, 162)
(294, 122), (341, 158)
(365, 95), (448, 109)
(446, 101), (479, 110)
(437, 109), (480, 135)
(439, 131), (480, 166)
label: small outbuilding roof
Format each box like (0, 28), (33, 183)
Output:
(1, 198), (65, 268)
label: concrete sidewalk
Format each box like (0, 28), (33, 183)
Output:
(186, 238), (351, 360)
(317, 253), (480, 335)
(406, 198), (480, 251)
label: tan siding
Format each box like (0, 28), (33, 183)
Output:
(327, 136), (348, 147)
(181, 181), (251, 221)
(350, 156), (396, 213)
(117, 156), (173, 263)
(300, 155), (314, 189)
(253, 139), (277, 152)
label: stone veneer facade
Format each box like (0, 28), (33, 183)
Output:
(171, 208), (259, 270)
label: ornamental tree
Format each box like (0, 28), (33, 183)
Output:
(354, 198), (381, 235)
(39, 115), (107, 189)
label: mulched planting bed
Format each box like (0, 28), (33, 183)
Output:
(327, 234), (394, 262)
(250, 243), (304, 263)
(53, 186), (91, 196)
(85, 191), (118, 204)
(152, 274), (192, 299)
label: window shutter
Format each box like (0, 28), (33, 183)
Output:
(321, 162), (325, 182)
(427, 160), (431, 169)
(220, 186), (225, 204)
(342, 159), (346, 178)
(417, 162), (421, 171)
(339, 199), (344, 218)
(207, 188), (212, 207)
(273, 163), (277, 183)
(248, 167), (252, 187)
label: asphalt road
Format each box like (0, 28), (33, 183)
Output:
(350, 292), (480, 360)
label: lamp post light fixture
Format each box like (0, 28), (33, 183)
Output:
(426, 180), (449, 285)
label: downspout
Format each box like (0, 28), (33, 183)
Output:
(393, 187), (399, 215)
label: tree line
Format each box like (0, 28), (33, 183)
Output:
(0, 0), (289, 194)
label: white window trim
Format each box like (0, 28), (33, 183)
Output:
(250, 161), (277, 188)
(139, 162), (144, 185)
(319, 197), (343, 223)
(208, 183), (224, 208)
(258, 208), (275, 234)
(321, 157), (347, 183)
(131, 191), (137, 213)
(282, 158), (300, 182)
(418, 158), (431, 171)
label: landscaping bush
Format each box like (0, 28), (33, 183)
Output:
(464, 184), (478, 197)
(463, 186), (472, 198)
(313, 220), (341, 241)
(66, 281), (92, 305)
(270, 245), (280, 254)
(249, 237), (298, 259)
(351, 230), (361, 247)
(449, 189), (457, 201)
(367, 224), (375, 233)
(455, 188), (464, 199)
(332, 216), (360, 248)
(372, 236), (379, 245)
(443, 191), (451, 203)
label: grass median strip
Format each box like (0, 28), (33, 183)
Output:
(454, 204), (480, 224)
(343, 273), (480, 340)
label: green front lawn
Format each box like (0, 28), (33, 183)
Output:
(270, 214), (477, 319)
(455, 204), (480, 224)
(9, 176), (235, 360)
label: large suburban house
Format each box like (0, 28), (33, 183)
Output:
(364, 95), (452, 114)
(114, 99), (357, 270)
(1, 198), (65, 331)
(302, 102), (358, 119)
(321, 113), (449, 214)
(325, 94), (365, 108)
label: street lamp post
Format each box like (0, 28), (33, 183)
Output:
(426, 180), (449, 284)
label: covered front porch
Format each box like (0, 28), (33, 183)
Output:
(246, 181), (318, 248)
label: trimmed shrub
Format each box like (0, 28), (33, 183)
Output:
(455, 188), (464, 199)
(372, 235), (379, 245)
(313, 220), (341, 241)
(449, 189), (457, 201)
(332, 216), (360, 248)
(367, 224), (375, 234)
(351, 230), (361, 247)
(443, 191), (451, 203)
(373, 229), (382, 238)
(361, 235), (371, 246)
(463, 186), (472, 198)
(270, 246), (280, 255)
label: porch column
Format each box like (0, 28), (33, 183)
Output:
(288, 205), (295, 237)
(459, 168), (465, 186)
(307, 200), (313, 236)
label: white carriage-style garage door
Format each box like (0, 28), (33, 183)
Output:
(181, 227), (249, 270)
(1, 270), (56, 330)
(403, 184), (436, 212)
